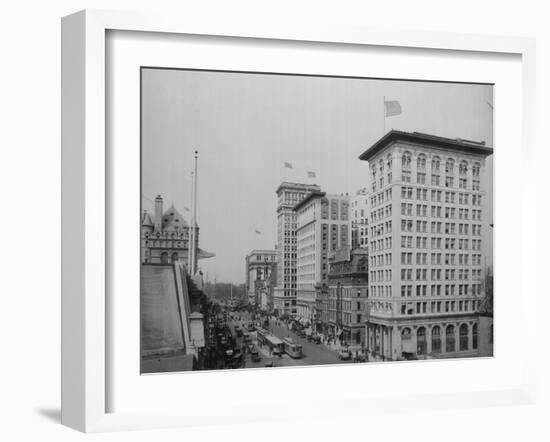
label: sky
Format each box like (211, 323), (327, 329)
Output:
(141, 68), (493, 284)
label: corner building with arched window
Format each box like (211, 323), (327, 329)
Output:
(358, 131), (493, 360)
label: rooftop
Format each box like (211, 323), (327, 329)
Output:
(275, 181), (321, 195)
(247, 249), (278, 255)
(292, 190), (326, 212)
(358, 130), (494, 162)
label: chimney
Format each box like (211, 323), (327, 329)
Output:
(154, 195), (163, 232)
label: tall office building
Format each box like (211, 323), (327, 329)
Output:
(351, 187), (370, 249)
(273, 182), (321, 317)
(358, 131), (493, 361)
(293, 191), (351, 325)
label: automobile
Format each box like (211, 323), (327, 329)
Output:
(354, 352), (367, 363)
(264, 361), (273, 367)
(247, 323), (255, 332)
(250, 349), (261, 362)
(311, 335), (322, 344)
(338, 350), (352, 360)
(231, 353), (243, 368)
(271, 347), (283, 357)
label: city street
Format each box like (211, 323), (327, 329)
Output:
(229, 312), (353, 369)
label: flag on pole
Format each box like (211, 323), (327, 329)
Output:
(184, 207), (190, 212)
(384, 100), (402, 117)
(306, 171), (316, 178)
(284, 162), (293, 169)
(255, 229), (262, 235)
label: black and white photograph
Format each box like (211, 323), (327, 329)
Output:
(140, 67), (494, 374)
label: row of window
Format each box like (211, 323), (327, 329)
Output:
(400, 299), (480, 316)
(397, 283), (482, 297)
(370, 269), (393, 282)
(371, 203), (392, 223)
(400, 268), (482, 281)
(401, 252), (483, 266)
(371, 220), (392, 238)
(400, 323), (479, 354)
(402, 187), (483, 205)
(400, 236), (483, 250)
(371, 237), (393, 252)
(401, 218), (483, 235)
(401, 172), (480, 190)
(370, 253), (393, 268)
(370, 188), (393, 208)
(400, 153), (481, 177)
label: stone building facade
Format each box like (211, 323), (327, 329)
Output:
(293, 191), (351, 327)
(351, 187), (370, 249)
(244, 249), (277, 310)
(141, 194), (214, 269)
(273, 182), (321, 317)
(358, 131), (493, 360)
(327, 247), (369, 346)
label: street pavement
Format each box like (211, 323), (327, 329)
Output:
(229, 312), (353, 369)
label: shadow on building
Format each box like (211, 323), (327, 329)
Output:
(141, 262), (209, 373)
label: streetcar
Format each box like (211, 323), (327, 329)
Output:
(256, 329), (284, 356)
(283, 337), (302, 358)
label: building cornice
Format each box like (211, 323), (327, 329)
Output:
(359, 130), (494, 162)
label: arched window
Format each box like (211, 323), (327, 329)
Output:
(446, 324), (456, 352)
(459, 160), (468, 175)
(472, 323), (478, 349)
(473, 162), (481, 177)
(379, 159), (384, 173)
(417, 327), (427, 355)
(401, 327), (411, 339)
(386, 153), (392, 169)
(432, 156), (440, 172)
(171, 252), (178, 263)
(431, 326), (441, 353)
(445, 158), (455, 174)
(417, 154), (426, 170)
(459, 324), (469, 351)
(402, 151), (412, 170)
(160, 252), (169, 264)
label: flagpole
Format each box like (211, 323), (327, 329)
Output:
(188, 170), (194, 271)
(383, 95), (386, 135)
(191, 150), (198, 275)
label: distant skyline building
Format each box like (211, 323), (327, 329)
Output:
(244, 249), (277, 309)
(351, 187), (370, 249)
(273, 182), (321, 317)
(359, 130), (493, 361)
(293, 191), (351, 325)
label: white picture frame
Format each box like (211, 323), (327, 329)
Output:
(61, 9), (537, 433)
